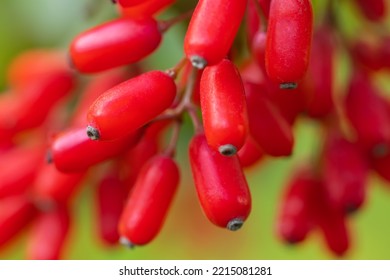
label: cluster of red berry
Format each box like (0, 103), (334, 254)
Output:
(0, 0), (389, 259)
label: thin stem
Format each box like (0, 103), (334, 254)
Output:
(158, 9), (194, 33)
(166, 57), (187, 79)
(164, 120), (181, 158)
(187, 105), (203, 134)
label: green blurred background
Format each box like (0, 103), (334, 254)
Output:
(0, 0), (390, 260)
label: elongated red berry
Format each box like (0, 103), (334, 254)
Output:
(266, 0), (313, 88)
(119, 155), (179, 246)
(301, 27), (335, 118)
(96, 170), (126, 245)
(0, 195), (37, 249)
(322, 132), (368, 213)
(6, 49), (70, 89)
(277, 167), (317, 244)
(344, 71), (390, 156)
(200, 59), (249, 156)
(50, 126), (141, 173)
(245, 81), (294, 156)
(69, 17), (161, 73)
(313, 183), (350, 257)
(26, 206), (70, 260)
(87, 70), (176, 141)
(189, 133), (251, 230)
(184, 0), (248, 68)
(0, 72), (74, 134)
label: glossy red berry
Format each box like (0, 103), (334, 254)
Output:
(184, 0), (248, 68)
(265, 0), (313, 88)
(50, 126), (141, 173)
(87, 70), (176, 141)
(69, 17), (162, 73)
(189, 133), (251, 230)
(200, 59), (249, 156)
(119, 155), (179, 246)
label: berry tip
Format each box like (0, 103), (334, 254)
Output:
(219, 144), (237, 156)
(280, 82), (298, 90)
(190, 55), (207, 69)
(226, 218), (244, 231)
(86, 125), (100, 140)
(120, 237), (135, 249)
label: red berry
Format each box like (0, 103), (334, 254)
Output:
(265, 0), (313, 88)
(50, 126), (142, 173)
(69, 17), (162, 73)
(96, 170), (126, 245)
(0, 195), (37, 249)
(313, 183), (350, 257)
(0, 72), (74, 135)
(189, 133), (251, 230)
(119, 155), (179, 246)
(184, 0), (248, 68)
(6, 49), (70, 89)
(301, 27), (335, 118)
(277, 167), (317, 244)
(237, 135), (264, 168)
(87, 70), (176, 141)
(344, 71), (390, 156)
(322, 132), (368, 213)
(200, 59), (249, 156)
